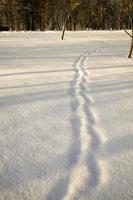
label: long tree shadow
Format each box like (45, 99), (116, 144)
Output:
(86, 64), (133, 70)
(101, 133), (133, 157)
(0, 69), (73, 77)
(90, 79), (133, 89)
(0, 87), (68, 107)
(93, 72), (133, 81)
(0, 81), (68, 90)
(89, 79), (133, 94)
(0, 154), (68, 192)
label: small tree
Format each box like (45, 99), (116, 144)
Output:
(123, 0), (133, 58)
(61, 0), (80, 40)
(124, 16), (133, 58)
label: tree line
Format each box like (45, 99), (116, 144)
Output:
(0, 0), (132, 31)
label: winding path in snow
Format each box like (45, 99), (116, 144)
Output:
(64, 47), (108, 200)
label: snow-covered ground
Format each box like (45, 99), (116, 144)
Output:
(0, 31), (133, 200)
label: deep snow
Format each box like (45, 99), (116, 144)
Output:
(0, 31), (133, 200)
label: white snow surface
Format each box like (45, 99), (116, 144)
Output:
(0, 31), (133, 200)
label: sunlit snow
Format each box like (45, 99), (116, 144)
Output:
(0, 31), (133, 200)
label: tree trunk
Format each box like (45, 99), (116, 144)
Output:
(128, 24), (133, 58)
(128, 16), (133, 58)
(128, 38), (133, 58)
(61, 13), (70, 40)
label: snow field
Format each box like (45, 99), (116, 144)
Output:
(0, 31), (133, 200)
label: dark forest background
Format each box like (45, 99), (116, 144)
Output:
(0, 0), (132, 31)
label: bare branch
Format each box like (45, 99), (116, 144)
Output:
(123, 28), (132, 38)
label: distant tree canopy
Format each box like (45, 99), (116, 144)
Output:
(0, 0), (132, 31)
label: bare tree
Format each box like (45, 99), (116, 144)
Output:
(61, 0), (80, 40)
(123, 0), (133, 58)
(124, 18), (133, 58)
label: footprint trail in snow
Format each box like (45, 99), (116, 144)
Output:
(64, 49), (108, 200)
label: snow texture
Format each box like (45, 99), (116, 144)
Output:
(0, 31), (133, 200)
